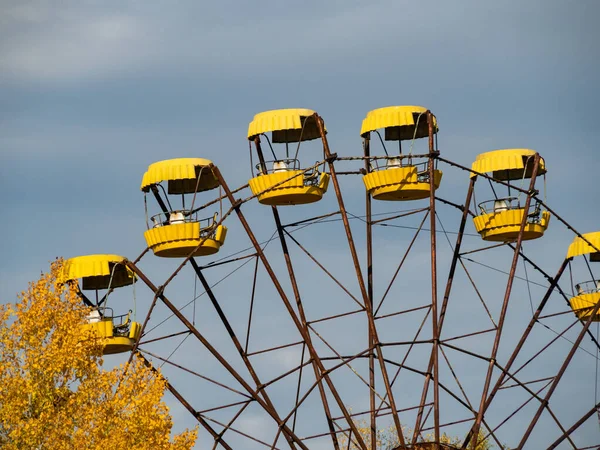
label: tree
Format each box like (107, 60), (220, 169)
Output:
(337, 417), (494, 450)
(0, 259), (197, 450)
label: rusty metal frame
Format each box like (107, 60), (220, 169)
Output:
(466, 154), (542, 447)
(252, 135), (342, 450)
(314, 113), (408, 447)
(118, 109), (600, 449)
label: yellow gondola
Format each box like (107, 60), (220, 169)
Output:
(361, 106), (442, 201)
(141, 158), (228, 258)
(567, 232), (600, 321)
(63, 254), (141, 355)
(471, 149), (550, 242)
(247, 108), (330, 206)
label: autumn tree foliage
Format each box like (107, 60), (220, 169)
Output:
(0, 259), (197, 450)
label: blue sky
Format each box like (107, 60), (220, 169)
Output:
(1, 1), (599, 448)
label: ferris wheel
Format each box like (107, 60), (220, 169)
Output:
(65, 106), (600, 449)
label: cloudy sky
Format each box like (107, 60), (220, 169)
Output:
(2, 1), (599, 448)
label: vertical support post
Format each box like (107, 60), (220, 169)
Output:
(426, 111), (441, 449)
(253, 136), (340, 450)
(212, 165), (369, 450)
(313, 113), (407, 447)
(412, 178), (475, 444)
(469, 154), (541, 448)
(364, 134), (377, 450)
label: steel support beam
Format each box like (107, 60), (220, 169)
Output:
(412, 176), (475, 443)
(363, 134), (377, 450)
(137, 352), (234, 450)
(313, 112), (407, 446)
(212, 165), (369, 450)
(516, 291), (600, 448)
(189, 258), (301, 450)
(468, 154), (542, 448)
(461, 257), (569, 447)
(125, 260), (308, 450)
(252, 130), (341, 450)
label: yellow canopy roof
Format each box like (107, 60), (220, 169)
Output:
(63, 254), (135, 290)
(470, 149), (547, 180)
(247, 108), (325, 143)
(567, 232), (600, 260)
(141, 158), (219, 194)
(360, 106), (438, 140)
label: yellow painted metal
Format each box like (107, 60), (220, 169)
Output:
(360, 106), (437, 140)
(569, 292), (600, 322)
(566, 231), (600, 260)
(144, 223), (227, 258)
(63, 254), (135, 290)
(362, 166), (443, 201)
(248, 170), (330, 205)
(141, 158), (219, 194)
(215, 225), (228, 245)
(470, 149), (547, 180)
(82, 318), (142, 355)
(82, 319), (113, 338)
(247, 108), (324, 143)
(473, 209), (551, 242)
(128, 322), (141, 340)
